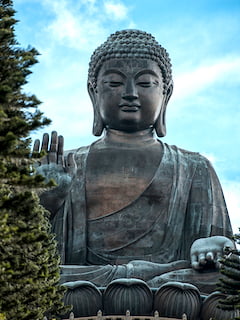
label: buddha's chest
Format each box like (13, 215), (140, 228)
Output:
(86, 145), (161, 219)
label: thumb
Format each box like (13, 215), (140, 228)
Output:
(66, 152), (77, 175)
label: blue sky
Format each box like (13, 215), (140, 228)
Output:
(13, 0), (240, 231)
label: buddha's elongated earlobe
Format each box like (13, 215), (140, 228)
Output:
(155, 107), (167, 137)
(88, 82), (104, 136)
(155, 82), (173, 137)
(92, 106), (104, 136)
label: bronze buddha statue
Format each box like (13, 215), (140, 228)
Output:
(33, 29), (234, 294)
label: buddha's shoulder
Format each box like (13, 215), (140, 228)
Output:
(163, 142), (211, 167)
(64, 145), (91, 159)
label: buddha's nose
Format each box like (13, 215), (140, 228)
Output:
(122, 80), (138, 101)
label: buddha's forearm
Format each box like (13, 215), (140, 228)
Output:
(59, 260), (191, 286)
(128, 260), (190, 281)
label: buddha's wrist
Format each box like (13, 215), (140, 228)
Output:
(126, 262), (135, 278)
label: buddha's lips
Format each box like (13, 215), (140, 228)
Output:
(119, 104), (140, 112)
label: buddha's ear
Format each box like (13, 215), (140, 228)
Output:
(155, 81), (173, 137)
(88, 82), (104, 137)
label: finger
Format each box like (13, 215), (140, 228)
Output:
(216, 251), (222, 261)
(214, 252), (222, 269)
(50, 131), (58, 152)
(57, 135), (64, 165)
(48, 131), (58, 163)
(33, 139), (40, 153)
(198, 253), (207, 265)
(191, 254), (200, 270)
(40, 134), (49, 165)
(41, 133), (49, 152)
(206, 251), (214, 261)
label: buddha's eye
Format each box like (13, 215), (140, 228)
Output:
(108, 81), (124, 87)
(136, 74), (160, 88)
(103, 73), (124, 87)
(136, 81), (152, 87)
(136, 80), (159, 88)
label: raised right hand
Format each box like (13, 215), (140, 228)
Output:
(33, 131), (77, 208)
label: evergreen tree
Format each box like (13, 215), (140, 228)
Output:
(217, 231), (240, 320)
(0, 0), (67, 319)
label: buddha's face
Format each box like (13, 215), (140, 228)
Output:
(94, 59), (165, 133)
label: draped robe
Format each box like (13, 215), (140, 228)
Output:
(50, 141), (232, 286)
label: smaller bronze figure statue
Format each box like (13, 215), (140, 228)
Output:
(33, 30), (234, 295)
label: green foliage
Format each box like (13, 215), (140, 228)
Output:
(217, 230), (240, 319)
(0, 190), (66, 320)
(0, 0), (67, 319)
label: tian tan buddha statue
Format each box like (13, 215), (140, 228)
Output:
(34, 30), (234, 302)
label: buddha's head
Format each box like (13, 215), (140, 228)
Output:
(88, 29), (173, 137)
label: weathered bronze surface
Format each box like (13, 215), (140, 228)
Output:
(33, 30), (234, 299)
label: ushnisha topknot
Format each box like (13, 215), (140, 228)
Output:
(88, 29), (173, 94)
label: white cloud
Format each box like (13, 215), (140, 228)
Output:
(41, 0), (104, 50)
(201, 152), (217, 166)
(104, 1), (128, 20)
(40, 0), (130, 51)
(31, 90), (94, 146)
(172, 56), (240, 102)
